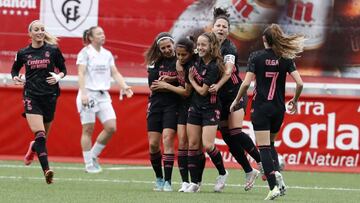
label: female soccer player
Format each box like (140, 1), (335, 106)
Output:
(76, 26), (133, 173)
(209, 7), (262, 191)
(185, 32), (228, 193)
(145, 32), (179, 192)
(11, 20), (67, 184)
(230, 24), (304, 200)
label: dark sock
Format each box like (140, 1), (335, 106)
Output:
(178, 149), (189, 183)
(221, 127), (252, 173)
(163, 154), (175, 183)
(270, 142), (280, 171)
(188, 149), (200, 183)
(207, 147), (226, 175)
(229, 128), (261, 163)
(198, 150), (206, 183)
(150, 151), (163, 178)
(34, 131), (49, 172)
(259, 145), (277, 190)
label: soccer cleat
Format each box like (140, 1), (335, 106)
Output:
(214, 170), (229, 192)
(92, 157), (102, 171)
(24, 141), (36, 166)
(44, 169), (54, 184)
(244, 169), (259, 191)
(85, 164), (102, 173)
(258, 162), (267, 181)
(275, 171), (287, 196)
(163, 181), (173, 192)
(153, 178), (164, 191)
(264, 185), (280, 200)
(178, 182), (190, 192)
(184, 182), (200, 193)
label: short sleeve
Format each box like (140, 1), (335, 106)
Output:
(109, 53), (115, 66)
(76, 48), (88, 65)
(287, 59), (296, 73)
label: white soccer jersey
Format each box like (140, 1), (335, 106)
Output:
(76, 45), (115, 90)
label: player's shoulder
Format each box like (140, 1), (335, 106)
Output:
(249, 49), (267, 61)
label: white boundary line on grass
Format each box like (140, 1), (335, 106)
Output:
(0, 175), (359, 192)
(0, 164), (152, 170)
(1, 164), (359, 192)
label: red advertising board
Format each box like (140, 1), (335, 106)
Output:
(0, 86), (359, 173)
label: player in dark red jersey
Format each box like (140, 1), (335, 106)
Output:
(230, 24), (304, 200)
(184, 32), (228, 193)
(145, 32), (179, 192)
(209, 7), (262, 191)
(11, 20), (67, 184)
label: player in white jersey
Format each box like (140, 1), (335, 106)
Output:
(76, 26), (133, 173)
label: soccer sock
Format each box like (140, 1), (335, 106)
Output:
(229, 128), (261, 163)
(91, 142), (105, 158)
(270, 141), (280, 171)
(163, 153), (175, 183)
(259, 145), (277, 190)
(221, 127), (252, 173)
(187, 149), (200, 183)
(198, 150), (206, 183)
(178, 149), (189, 183)
(82, 151), (92, 166)
(34, 131), (49, 172)
(150, 151), (163, 178)
(206, 147), (226, 176)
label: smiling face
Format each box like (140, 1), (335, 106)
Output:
(212, 18), (229, 43)
(158, 39), (175, 58)
(196, 35), (211, 58)
(29, 21), (45, 43)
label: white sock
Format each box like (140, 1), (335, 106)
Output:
(83, 151), (92, 166)
(91, 142), (105, 158)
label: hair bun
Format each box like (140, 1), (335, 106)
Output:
(213, 7), (230, 18)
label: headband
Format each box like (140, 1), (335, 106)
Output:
(28, 20), (41, 32)
(156, 36), (174, 45)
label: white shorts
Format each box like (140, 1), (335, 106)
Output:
(76, 89), (116, 124)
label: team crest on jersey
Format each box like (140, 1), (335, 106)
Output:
(45, 51), (50, 58)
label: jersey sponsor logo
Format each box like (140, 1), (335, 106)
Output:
(27, 58), (50, 69)
(40, 0), (99, 37)
(159, 71), (177, 77)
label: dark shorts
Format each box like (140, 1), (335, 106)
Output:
(220, 92), (248, 121)
(177, 102), (189, 125)
(147, 105), (178, 133)
(23, 93), (58, 123)
(250, 106), (285, 133)
(187, 105), (220, 126)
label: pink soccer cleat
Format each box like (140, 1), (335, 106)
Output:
(24, 141), (36, 165)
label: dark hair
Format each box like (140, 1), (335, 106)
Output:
(144, 32), (174, 64)
(213, 7), (230, 30)
(82, 26), (99, 45)
(176, 36), (195, 54)
(263, 24), (304, 59)
(199, 32), (225, 73)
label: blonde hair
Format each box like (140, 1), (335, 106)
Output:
(28, 20), (58, 45)
(263, 24), (304, 59)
